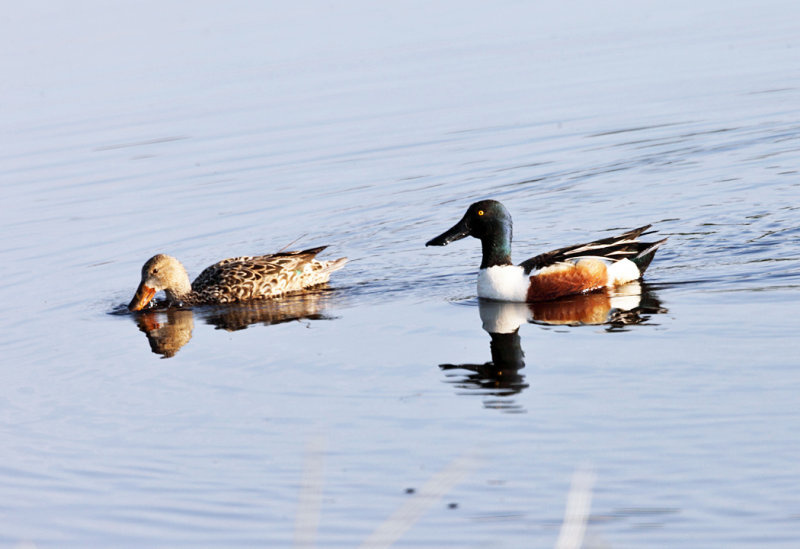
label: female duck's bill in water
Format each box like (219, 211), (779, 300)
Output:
(128, 246), (347, 311)
(425, 199), (666, 303)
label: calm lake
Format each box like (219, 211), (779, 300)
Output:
(2, 1), (800, 547)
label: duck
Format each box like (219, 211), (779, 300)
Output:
(128, 246), (347, 311)
(425, 200), (666, 302)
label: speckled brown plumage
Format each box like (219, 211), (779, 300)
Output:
(128, 246), (347, 311)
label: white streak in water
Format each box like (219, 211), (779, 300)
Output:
(358, 450), (482, 549)
(293, 435), (327, 549)
(555, 465), (596, 549)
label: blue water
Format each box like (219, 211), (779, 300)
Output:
(2, 1), (800, 547)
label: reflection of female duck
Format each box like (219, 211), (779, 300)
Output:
(133, 290), (335, 358)
(203, 291), (334, 331)
(136, 309), (195, 358)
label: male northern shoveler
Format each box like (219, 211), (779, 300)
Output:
(128, 246), (347, 311)
(425, 200), (666, 302)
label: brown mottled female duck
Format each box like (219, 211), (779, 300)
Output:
(128, 246), (347, 311)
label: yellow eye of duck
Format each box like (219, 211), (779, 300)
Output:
(477, 210), (484, 216)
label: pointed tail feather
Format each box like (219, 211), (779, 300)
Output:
(269, 245), (329, 259)
(631, 238), (667, 274)
(297, 246), (328, 257)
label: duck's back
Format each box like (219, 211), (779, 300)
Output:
(191, 247), (346, 304)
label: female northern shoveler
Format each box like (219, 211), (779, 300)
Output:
(426, 200), (666, 302)
(128, 246), (347, 311)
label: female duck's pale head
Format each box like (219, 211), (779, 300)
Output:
(128, 254), (192, 311)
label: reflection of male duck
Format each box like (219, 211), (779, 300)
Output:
(440, 300), (530, 401)
(527, 281), (666, 328)
(133, 290), (335, 358)
(441, 284), (666, 407)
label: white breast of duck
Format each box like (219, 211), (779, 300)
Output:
(477, 265), (530, 302)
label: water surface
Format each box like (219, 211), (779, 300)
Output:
(2, 1), (800, 547)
